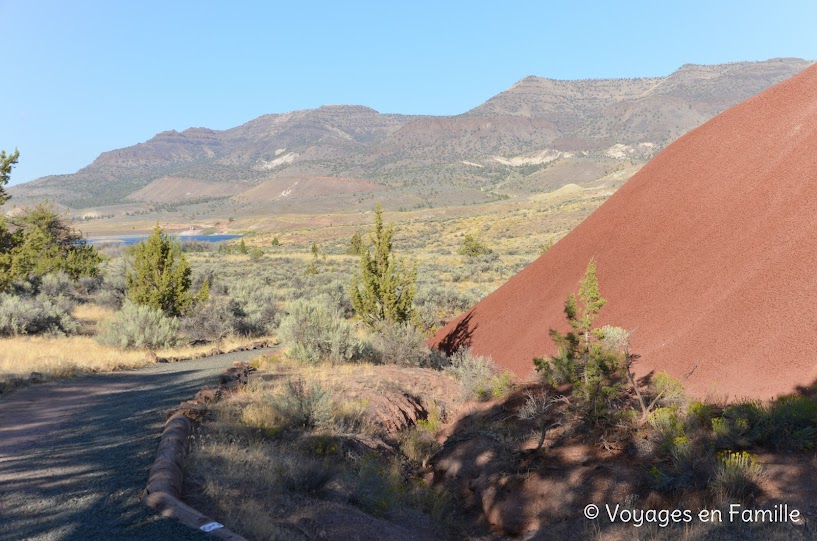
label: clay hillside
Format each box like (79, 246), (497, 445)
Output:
(11, 58), (810, 211)
(431, 62), (817, 401)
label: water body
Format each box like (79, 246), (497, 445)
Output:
(89, 234), (242, 246)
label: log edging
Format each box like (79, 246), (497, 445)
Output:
(143, 360), (254, 540)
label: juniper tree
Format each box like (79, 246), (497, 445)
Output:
(348, 230), (363, 256)
(126, 225), (192, 316)
(0, 148), (19, 206)
(0, 202), (101, 290)
(350, 204), (416, 327)
(534, 259), (625, 426)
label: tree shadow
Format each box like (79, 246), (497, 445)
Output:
(436, 311), (478, 355)
(427, 387), (643, 540)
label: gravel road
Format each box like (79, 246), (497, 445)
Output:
(0, 349), (272, 541)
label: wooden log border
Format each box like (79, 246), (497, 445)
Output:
(143, 360), (256, 540)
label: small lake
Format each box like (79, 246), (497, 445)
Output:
(89, 234), (243, 246)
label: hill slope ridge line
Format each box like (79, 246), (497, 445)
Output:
(431, 62), (817, 400)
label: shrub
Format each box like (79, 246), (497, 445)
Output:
(444, 347), (497, 401)
(96, 301), (179, 349)
(97, 257), (130, 309)
(712, 450), (763, 503)
(374, 321), (429, 367)
(490, 371), (515, 399)
(266, 378), (334, 430)
(39, 272), (75, 299)
(649, 407), (685, 452)
(764, 395), (817, 450)
(278, 298), (361, 364)
(0, 292), (77, 336)
(712, 400), (768, 448)
(76, 276), (101, 295)
(229, 279), (279, 336)
(180, 296), (236, 343)
(458, 234), (492, 258)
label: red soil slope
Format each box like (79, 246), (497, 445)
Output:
(431, 63), (817, 400)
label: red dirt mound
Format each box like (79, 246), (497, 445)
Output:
(431, 63), (817, 400)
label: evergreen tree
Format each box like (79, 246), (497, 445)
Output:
(348, 230), (363, 256)
(350, 204), (416, 327)
(534, 260), (624, 426)
(304, 242), (319, 275)
(0, 202), (101, 290)
(239, 238), (248, 254)
(126, 225), (192, 316)
(271, 236), (280, 246)
(0, 148), (19, 206)
(194, 278), (210, 305)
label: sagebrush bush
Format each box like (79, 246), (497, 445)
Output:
(39, 272), (76, 299)
(229, 278), (279, 336)
(278, 298), (360, 364)
(96, 301), (179, 349)
(266, 378), (334, 430)
(374, 322), (429, 367)
(444, 347), (498, 401)
(0, 292), (78, 336)
(180, 296), (236, 343)
(97, 257), (130, 309)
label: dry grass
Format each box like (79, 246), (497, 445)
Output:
(0, 335), (271, 380)
(71, 303), (115, 323)
(184, 361), (461, 540)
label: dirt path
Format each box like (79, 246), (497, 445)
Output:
(0, 349), (272, 541)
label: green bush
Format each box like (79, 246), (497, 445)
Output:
(0, 292), (77, 336)
(490, 371), (515, 399)
(278, 298), (361, 364)
(457, 234), (492, 258)
(535, 261), (626, 426)
(96, 301), (179, 349)
(712, 400), (768, 449)
(349, 204), (416, 327)
(765, 395), (817, 450)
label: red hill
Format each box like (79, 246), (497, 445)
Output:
(431, 63), (817, 400)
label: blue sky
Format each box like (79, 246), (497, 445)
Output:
(3, 0), (816, 184)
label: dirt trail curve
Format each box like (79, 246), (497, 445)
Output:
(0, 349), (272, 541)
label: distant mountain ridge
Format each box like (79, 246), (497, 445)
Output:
(12, 58), (812, 210)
